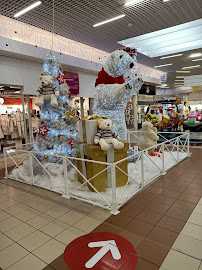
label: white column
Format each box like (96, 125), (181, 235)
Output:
(21, 92), (28, 144)
(26, 96), (33, 144)
(80, 97), (84, 118)
(132, 94), (138, 130)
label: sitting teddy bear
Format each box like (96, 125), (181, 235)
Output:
(94, 119), (124, 151)
(93, 49), (143, 140)
(35, 74), (59, 108)
(139, 121), (159, 155)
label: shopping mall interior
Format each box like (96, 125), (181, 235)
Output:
(0, 0), (202, 269)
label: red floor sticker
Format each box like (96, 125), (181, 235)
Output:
(64, 232), (137, 270)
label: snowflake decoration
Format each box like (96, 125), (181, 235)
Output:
(38, 125), (50, 136)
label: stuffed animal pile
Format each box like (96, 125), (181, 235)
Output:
(94, 119), (124, 151)
(139, 121), (159, 155)
(35, 75), (59, 108)
(93, 49), (143, 141)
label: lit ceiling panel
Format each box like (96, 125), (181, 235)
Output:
(184, 74), (202, 87)
(118, 19), (202, 58)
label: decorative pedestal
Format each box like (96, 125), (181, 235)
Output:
(77, 142), (129, 192)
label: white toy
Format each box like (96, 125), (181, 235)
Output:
(35, 75), (59, 108)
(93, 49), (143, 140)
(139, 121), (159, 154)
(94, 119), (124, 151)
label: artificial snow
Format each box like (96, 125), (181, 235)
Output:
(9, 150), (188, 207)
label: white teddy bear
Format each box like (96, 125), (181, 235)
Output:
(139, 121), (159, 154)
(35, 75), (59, 108)
(94, 119), (124, 151)
(93, 49), (143, 141)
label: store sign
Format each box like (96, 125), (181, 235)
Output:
(64, 71), (79, 95)
(64, 232), (137, 270)
(139, 84), (156, 95)
(0, 92), (18, 96)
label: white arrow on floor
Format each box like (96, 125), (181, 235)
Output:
(85, 240), (121, 269)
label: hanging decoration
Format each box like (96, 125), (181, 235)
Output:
(38, 125), (50, 136)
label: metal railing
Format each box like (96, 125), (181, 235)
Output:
(3, 131), (190, 215)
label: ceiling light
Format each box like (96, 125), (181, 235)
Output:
(125, 0), (145, 6)
(160, 54), (183, 59)
(190, 53), (202, 58)
(182, 65), (201, 70)
(192, 58), (202, 62)
(14, 1), (42, 18)
(154, 63), (172, 68)
(176, 76), (184, 78)
(176, 71), (191, 73)
(93, 14), (125, 27)
(118, 19), (202, 58)
(175, 80), (184, 82)
(163, 0), (170, 2)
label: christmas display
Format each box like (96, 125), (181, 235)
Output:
(34, 51), (78, 160)
(93, 49), (143, 141)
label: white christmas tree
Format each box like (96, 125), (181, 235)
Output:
(34, 52), (78, 162)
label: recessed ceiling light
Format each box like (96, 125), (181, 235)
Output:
(192, 58), (202, 62)
(14, 1), (42, 18)
(176, 76), (185, 78)
(160, 54), (183, 59)
(154, 63), (173, 68)
(176, 71), (191, 73)
(93, 14), (125, 27)
(125, 0), (145, 7)
(182, 65), (201, 70)
(190, 53), (202, 58)
(163, 0), (170, 2)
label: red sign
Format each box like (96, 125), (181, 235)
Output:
(64, 71), (79, 95)
(64, 232), (137, 270)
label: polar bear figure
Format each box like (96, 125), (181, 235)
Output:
(93, 50), (143, 141)
(139, 121), (159, 154)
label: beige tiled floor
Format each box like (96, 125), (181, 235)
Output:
(160, 198), (202, 270)
(0, 176), (107, 269)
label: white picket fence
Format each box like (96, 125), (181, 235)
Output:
(4, 131), (190, 215)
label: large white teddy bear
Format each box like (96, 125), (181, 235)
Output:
(35, 75), (59, 108)
(139, 121), (159, 154)
(94, 119), (124, 151)
(93, 49), (143, 141)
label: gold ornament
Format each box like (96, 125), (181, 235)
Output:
(48, 59), (52, 63)
(44, 155), (48, 159)
(64, 108), (78, 124)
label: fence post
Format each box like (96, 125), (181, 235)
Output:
(3, 149), (8, 178)
(128, 130), (131, 147)
(187, 132), (191, 157)
(177, 137), (179, 163)
(141, 152), (145, 188)
(30, 153), (34, 185)
(161, 144), (166, 175)
(62, 157), (70, 199)
(110, 163), (119, 215)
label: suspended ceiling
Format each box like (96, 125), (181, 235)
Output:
(0, 0), (202, 88)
